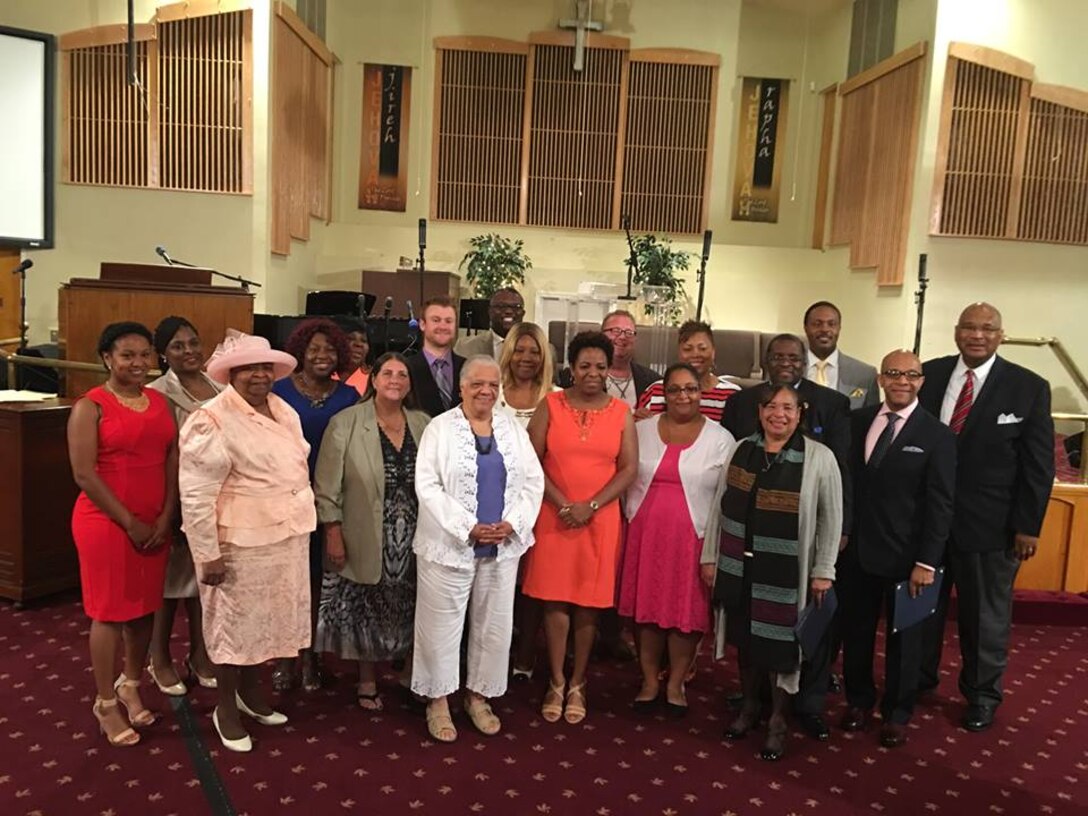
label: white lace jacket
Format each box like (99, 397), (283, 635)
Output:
(413, 406), (545, 570)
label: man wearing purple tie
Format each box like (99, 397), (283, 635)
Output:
(917, 303), (1054, 732)
(406, 296), (466, 418)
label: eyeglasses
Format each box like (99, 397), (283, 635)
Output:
(881, 369), (923, 381)
(665, 385), (701, 396)
(603, 327), (637, 339)
(769, 354), (803, 364)
(491, 303), (524, 313)
(955, 323), (1002, 336)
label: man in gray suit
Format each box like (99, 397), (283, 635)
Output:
(804, 301), (880, 411)
(454, 287), (525, 359)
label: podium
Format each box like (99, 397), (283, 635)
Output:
(360, 269), (460, 318)
(59, 263), (254, 397)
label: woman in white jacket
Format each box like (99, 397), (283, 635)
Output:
(411, 356), (545, 743)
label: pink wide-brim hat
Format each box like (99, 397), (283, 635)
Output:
(205, 329), (297, 384)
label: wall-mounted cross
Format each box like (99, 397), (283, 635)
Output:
(558, 0), (604, 72)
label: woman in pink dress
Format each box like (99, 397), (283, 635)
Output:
(180, 331), (315, 753)
(618, 363), (735, 716)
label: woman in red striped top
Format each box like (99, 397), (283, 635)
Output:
(636, 321), (741, 423)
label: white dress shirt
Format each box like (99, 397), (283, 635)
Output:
(939, 354), (997, 425)
(807, 348), (840, 389)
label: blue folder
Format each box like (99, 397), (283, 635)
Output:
(793, 586), (838, 660)
(891, 567), (945, 634)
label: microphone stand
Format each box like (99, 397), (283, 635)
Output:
(620, 218), (638, 301)
(17, 264), (29, 354)
(695, 230), (712, 322)
(912, 253), (929, 356)
(167, 253), (262, 291)
(417, 219), (427, 311)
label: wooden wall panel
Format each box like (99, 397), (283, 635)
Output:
(1018, 98), (1088, 244)
(828, 43), (926, 286)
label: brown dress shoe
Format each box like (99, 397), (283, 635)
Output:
(880, 722), (908, 747)
(839, 706), (871, 732)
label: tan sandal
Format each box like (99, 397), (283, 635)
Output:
(564, 682), (587, 724)
(93, 697), (140, 747)
(541, 680), (565, 723)
(463, 696), (501, 736)
(114, 674), (156, 726)
(425, 701), (458, 743)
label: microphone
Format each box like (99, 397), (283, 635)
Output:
(621, 214), (631, 231)
(701, 229), (713, 262)
(11, 259), (33, 274)
(406, 299), (418, 329)
(382, 296), (393, 319)
(418, 218), (427, 249)
(155, 245), (175, 265)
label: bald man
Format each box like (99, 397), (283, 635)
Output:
(917, 303), (1054, 732)
(839, 350), (956, 748)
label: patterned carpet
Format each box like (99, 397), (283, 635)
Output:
(1, 593), (1085, 816)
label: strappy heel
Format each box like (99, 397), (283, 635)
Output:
(541, 680), (565, 723)
(564, 682), (587, 724)
(93, 697), (140, 747)
(114, 673), (156, 726)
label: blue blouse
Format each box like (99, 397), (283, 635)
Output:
(473, 434), (506, 558)
(272, 377), (358, 477)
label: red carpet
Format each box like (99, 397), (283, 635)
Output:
(2, 593), (1086, 816)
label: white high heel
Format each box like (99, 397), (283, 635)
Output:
(236, 693), (288, 726)
(147, 662), (188, 697)
(212, 708), (253, 753)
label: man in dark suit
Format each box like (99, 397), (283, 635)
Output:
(721, 333), (851, 740)
(917, 302), (1054, 732)
(840, 349), (956, 748)
(406, 295), (465, 417)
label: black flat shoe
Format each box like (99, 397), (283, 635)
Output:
(664, 701), (688, 720)
(797, 713), (830, 741)
(962, 704), (995, 732)
(724, 706), (761, 740)
(760, 721), (787, 761)
(632, 697), (659, 714)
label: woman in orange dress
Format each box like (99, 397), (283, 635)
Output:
(522, 331), (637, 724)
(68, 322), (178, 747)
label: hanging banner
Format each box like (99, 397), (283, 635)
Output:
(358, 64), (411, 212)
(731, 77), (789, 223)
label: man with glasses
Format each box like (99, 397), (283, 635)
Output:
(917, 302), (1054, 732)
(455, 287), (526, 360)
(839, 350), (956, 748)
(559, 310), (658, 409)
(720, 333), (852, 741)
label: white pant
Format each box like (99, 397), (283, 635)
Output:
(411, 556), (519, 700)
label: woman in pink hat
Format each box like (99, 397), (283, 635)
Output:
(179, 330), (316, 753)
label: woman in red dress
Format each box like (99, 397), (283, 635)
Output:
(68, 322), (178, 747)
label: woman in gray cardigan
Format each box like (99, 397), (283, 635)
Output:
(313, 352), (431, 710)
(700, 383), (841, 761)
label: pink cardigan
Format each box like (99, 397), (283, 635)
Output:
(179, 385), (316, 562)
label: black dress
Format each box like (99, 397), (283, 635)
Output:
(315, 427), (418, 661)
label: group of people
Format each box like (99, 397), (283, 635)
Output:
(67, 286), (1055, 763)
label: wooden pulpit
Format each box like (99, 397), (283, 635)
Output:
(58, 263), (254, 397)
(360, 269), (460, 318)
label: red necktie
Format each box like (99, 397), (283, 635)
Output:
(949, 369), (975, 434)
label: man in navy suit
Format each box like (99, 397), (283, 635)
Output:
(840, 350), (956, 747)
(917, 303), (1054, 731)
(721, 333), (851, 740)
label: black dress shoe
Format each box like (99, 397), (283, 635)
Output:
(880, 723), (908, 747)
(839, 706), (871, 732)
(962, 704), (996, 732)
(827, 673), (842, 694)
(797, 713), (830, 741)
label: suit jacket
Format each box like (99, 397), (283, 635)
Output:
(848, 404), (956, 578)
(454, 330), (498, 359)
(313, 400), (431, 584)
(837, 352), (880, 411)
(917, 354), (1054, 552)
(406, 350), (465, 418)
(557, 360), (659, 400)
(721, 378), (852, 532)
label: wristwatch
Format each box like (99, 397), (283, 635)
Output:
(589, 500), (600, 512)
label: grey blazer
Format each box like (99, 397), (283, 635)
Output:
(837, 352), (880, 410)
(313, 399), (431, 585)
(454, 330), (498, 359)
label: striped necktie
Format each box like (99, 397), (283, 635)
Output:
(949, 369), (975, 434)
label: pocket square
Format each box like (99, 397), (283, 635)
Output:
(997, 413), (1024, 425)
(849, 387), (866, 399)
(901, 445), (925, 453)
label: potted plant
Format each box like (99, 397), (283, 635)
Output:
(628, 233), (692, 325)
(459, 233), (533, 299)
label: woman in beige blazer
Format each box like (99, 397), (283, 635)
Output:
(313, 352), (431, 710)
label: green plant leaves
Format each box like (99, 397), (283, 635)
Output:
(459, 233), (533, 298)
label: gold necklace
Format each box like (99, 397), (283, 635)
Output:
(105, 382), (149, 412)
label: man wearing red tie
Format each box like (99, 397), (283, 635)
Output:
(917, 302), (1055, 732)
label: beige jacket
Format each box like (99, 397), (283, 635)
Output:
(313, 399), (431, 585)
